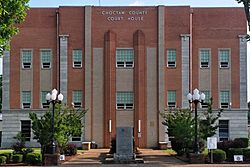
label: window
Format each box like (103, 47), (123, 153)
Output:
(116, 49), (134, 68)
(220, 91), (229, 109)
(73, 50), (82, 68)
(201, 91), (210, 108)
(21, 120), (31, 141)
(22, 50), (32, 69)
(200, 49), (210, 68)
(219, 49), (230, 68)
(167, 90), (176, 108)
(116, 92), (134, 110)
(72, 136), (81, 141)
(41, 50), (51, 69)
(41, 91), (50, 108)
(73, 91), (82, 108)
(22, 91), (31, 109)
(219, 120), (229, 141)
(167, 49), (176, 68)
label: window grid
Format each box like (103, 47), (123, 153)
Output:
(116, 49), (134, 68)
(116, 92), (134, 109)
(41, 91), (49, 108)
(73, 91), (82, 108)
(22, 50), (32, 63)
(200, 50), (210, 68)
(201, 91), (210, 108)
(219, 49), (230, 68)
(41, 50), (51, 69)
(22, 50), (32, 69)
(22, 91), (31, 109)
(220, 91), (229, 103)
(73, 50), (82, 66)
(167, 49), (176, 67)
(167, 90), (176, 108)
(219, 120), (229, 141)
(22, 91), (31, 103)
(220, 91), (229, 108)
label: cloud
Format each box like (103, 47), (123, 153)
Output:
(129, 0), (144, 6)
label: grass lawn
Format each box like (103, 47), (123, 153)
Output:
(162, 149), (176, 155)
(0, 149), (13, 154)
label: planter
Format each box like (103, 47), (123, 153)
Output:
(189, 153), (205, 164)
(44, 154), (59, 166)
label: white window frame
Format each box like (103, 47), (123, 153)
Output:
(116, 48), (134, 68)
(73, 90), (82, 108)
(40, 49), (52, 69)
(167, 90), (176, 108)
(116, 92), (134, 110)
(72, 49), (82, 68)
(219, 49), (230, 69)
(199, 49), (210, 68)
(22, 91), (31, 109)
(167, 49), (176, 68)
(201, 91), (210, 109)
(220, 91), (230, 109)
(21, 49), (32, 69)
(41, 91), (50, 108)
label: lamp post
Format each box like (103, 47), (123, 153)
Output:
(46, 89), (63, 154)
(187, 88), (205, 154)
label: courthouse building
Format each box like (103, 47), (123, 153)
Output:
(1, 5), (248, 148)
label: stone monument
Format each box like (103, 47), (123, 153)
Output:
(114, 127), (135, 161)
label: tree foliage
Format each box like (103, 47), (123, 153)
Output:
(0, 0), (29, 54)
(161, 109), (194, 155)
(236, 0), (250, 40)
(199, 98), (223, 141)
(29, 104), (86, 163)
(161, 99), (222, 155)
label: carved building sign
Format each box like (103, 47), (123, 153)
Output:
(101, 10), (148, 22)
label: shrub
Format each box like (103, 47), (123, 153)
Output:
(0, 153), (12, 163)
(109, 138), (116, 154)
(12, 154), (23, 163)
(209, 149), (226, 163)
(243, 148), (250, 161)
(12, 142), (25, 154)
(227, 148), (243, 161)
(0, 156), (7, 165)
(64, 144), (77, 156)
(22, 148), (34, 162)
(234, 138), (249, 148)
(25, 153), (42, 165)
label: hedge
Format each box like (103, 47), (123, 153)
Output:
(12, 154), (23, 163)
(227, 148), (243, 161)
(209, 149), (226, 163)
(0, 156), (7, 165)
(0, 152), (12, 163)
(25, 153), (42, 165)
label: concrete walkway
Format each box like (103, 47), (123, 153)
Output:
(61, 149), (186, 167)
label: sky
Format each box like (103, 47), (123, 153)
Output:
(28, 0), (242, 7)
(0, 0), (249, 100)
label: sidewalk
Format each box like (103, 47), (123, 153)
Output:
(61, 149), (250, 167)
(61, 148), (186, 166)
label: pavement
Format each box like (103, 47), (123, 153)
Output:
(57, 149), (250, 167)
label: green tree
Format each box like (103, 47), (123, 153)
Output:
(0, 75), (2, 111)
(161, 109), (194, 155)
(248, 101), (250, 124)
(0, 0), (29, 53)
(236, 0), (250, 40)
(199, 98), (223, 141)
(29, 104), (86, 163)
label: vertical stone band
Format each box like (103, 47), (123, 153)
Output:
(181, 34), (190, 108)
(158, 6), (165, 142)
(2, 50), (10, 110)
(59, 35), (68, 104)
(239, 35), (247, 109)
(84, 6), (92, 141)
